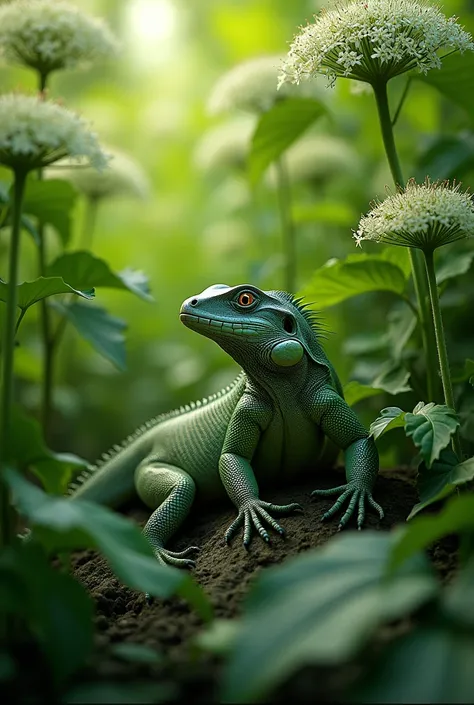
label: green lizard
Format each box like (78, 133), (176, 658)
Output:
(69, 284), (384, 570)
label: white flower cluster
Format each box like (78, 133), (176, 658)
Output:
(269, 134), (358, 185)
(355, 179), (474, 251)
(0, 94), (108, 172)
(279, 0), (474, 87)
(209, 54), (323, 115)
(194, 117), (256, 173)
(49, 147), (150, 201)
(0, 0), (117, 77)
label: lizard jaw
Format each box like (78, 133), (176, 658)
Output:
(180, 313), (264, 338)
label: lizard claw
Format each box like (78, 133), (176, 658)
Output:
(312, 483), (384, 530)
(224, 498), (301, 548)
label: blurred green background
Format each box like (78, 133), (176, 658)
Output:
(1, 0), (473, 465)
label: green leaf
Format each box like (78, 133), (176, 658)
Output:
(248, 98), (326, 185)
(110, 643), (162, 664)
(194, 619), (241, 657)
(385, 306), (417, 361)
(47, 252), (154, 302)
(436, 251), (474, 286)
(23, 179), (78, 246)
(379, 246), (412, 278)
(408, 450), (474, 519)
(372, 360), (412, 395)
(370, 407), (406, 439)
(415, 133), (474, 181)
(0, 276), (94, 312)
(292, 201), (357, 227)
(51, 300), (127, 370)
(8, 406), (87, 494)
(6, 468), (213, 622)
(416, 52), (474, 116)
(343, 381), (385, 407)
(353, 623), (474, 704)
(388, 493), (474, 573)
(299, 254), (408, 309)
(452, 359), (474, 384)
(220, 532), (437, 703)
(405, 402), (460, 469)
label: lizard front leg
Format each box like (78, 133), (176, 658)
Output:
(220, 393), (302, 547)
(309, 386), (384, 529)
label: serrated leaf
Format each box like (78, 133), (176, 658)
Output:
(7, 406), (87, 494)
(388, 493), (474, 573)
(300, 254), (408, 309)
(0, 276), (94, 312)
(405, 402), (460, 469)
(220, 532), (437, 702)
(436, 250), (474, 286)
(6, 468), (213, 622)
(408, 450), (474, 519)
(47, 252), (153, 302)
(249, 98), (326, 185)
(370, 407), (406, 439)
(23, 178), (78, 246)
(416, 52), (474, 116)
(343, 381), (385, 407)
(51, 300), (127, 370)
(292, 201), (357, 227)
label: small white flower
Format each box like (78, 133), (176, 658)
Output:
(279, 0), (474, 88)
(47, 147), (150, 201)
(0, 0), (117, 77)
(208, 54), (324, 115)
(355, 179), (474, 251)
(0, 94), (107, 172)
(194, 117), (256, 173)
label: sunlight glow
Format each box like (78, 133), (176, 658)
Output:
(126, 0), (177, 65)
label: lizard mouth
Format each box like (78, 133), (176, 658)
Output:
(180, 313), (265, 337)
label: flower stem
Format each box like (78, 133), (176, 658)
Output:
(423, 249), (463, 460)
(0, 168), (27, 549)
(275, 157), (296, 292)
(372, 80), (439, 402)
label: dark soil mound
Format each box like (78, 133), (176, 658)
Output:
(65, 465), (457, 703)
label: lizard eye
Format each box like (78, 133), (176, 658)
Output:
(237, 292), (255, 307)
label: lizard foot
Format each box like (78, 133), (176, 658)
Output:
(145, 545), (200, 606)
(224, 499), (303, 548)
(311, 483), (384, 530)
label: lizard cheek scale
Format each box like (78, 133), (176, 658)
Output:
(67, 284), (383, 583)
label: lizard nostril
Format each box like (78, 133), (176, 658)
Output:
(190, 299), (198, 306)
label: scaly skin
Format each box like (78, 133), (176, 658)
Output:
(69, 284), (384, 575)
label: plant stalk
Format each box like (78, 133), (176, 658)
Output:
(275, 157), (296, 293)
(0, 168), (27, 549)
(423, 249), (463, 460)
(81, 195), (99, 250)
(372, 80), (439, 402)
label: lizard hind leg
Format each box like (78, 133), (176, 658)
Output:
(135, 461), (199, 570)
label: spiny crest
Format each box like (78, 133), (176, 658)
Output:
(269, 290), (328, 337)
(66, 372), (246, 496)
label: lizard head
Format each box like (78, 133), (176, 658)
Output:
(180, 284), (328, 374)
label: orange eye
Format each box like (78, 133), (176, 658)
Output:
(238, 292), (255, 307)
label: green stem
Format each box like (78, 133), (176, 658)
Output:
(81, 196), (99, 250)
(423, 249), (463, 460)
(0, 168), (27, 549)
(372, 80), (439, 402)
(275, 157), (296, 293)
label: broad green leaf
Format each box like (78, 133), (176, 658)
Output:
(8, 406), (87, 494)
(408, 450), (474, 519)
(436, 251), (474, 286)
(370, 407), (406, 439)
(405, 402), (460, 468)
(379, 246), (411, 279)
(372, 360), (412, 395)
(443, 557), (474, 628)
(353, 623), (474, 704)
(385, 306), (417, 361)
(221, 532), (437, 703)
(194, 619), (242, 657)
(292, 201), (357, 227)
(52, 300), (127, 370)
(6, 468), (212, 622)
(344, 332), (388, 356)
(416, 52), (474, 116)
(300, 254), (408, 309)
(249, 98), (326, 185)
(47, 252), (154, 302)
(0, 276), (94, 312)
(415, 133), (474, 181)
(343, 381), (385, 407)
(388, 493), (474, 573)
(111, 643), (162, 664)
(23, 178), (78, 246)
